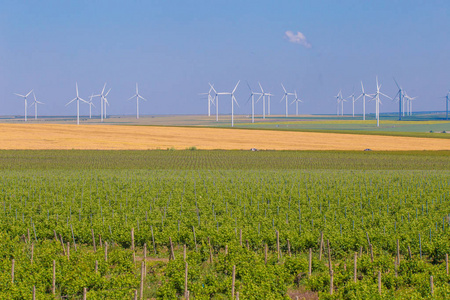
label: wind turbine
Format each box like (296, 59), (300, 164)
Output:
(30, 92), (44, 120)
(291, 90), (303, 116)
(392, 78), (404, 120)
(66, 83), (88, 125)
(199, 85), (215, 117)
(14, 89), (33, 122)
(246, 82), (262, 123)
(127, 83), (146, 119)
(334, 90), (344, 116)
(103, 88), (111, 120)
(404, 92), (416, 116)
(280, 84), (294, 117)
(258, 82), (269, 119)
(216, 81), (240, 127)
(94, 83), (108, 122)
(355, 82), (372, 121)
(347, 89), (357, 117)
(209, 83), (220, 122)
(87, 94), (96, 119)
(441, 91), (450, 120)
(370, 77), (391, 127)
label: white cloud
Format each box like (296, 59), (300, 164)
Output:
(284, 30), (311, 48)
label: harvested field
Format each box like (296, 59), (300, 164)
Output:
(0, 124), (449, 150)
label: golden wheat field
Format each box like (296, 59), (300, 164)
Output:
(0, 124), (449, 151)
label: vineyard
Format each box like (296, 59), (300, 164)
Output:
(1, 150), (450, 299)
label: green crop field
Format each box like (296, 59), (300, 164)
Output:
(1, 150), (450, 299)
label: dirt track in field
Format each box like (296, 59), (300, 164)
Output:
(0, 124), (449, 151)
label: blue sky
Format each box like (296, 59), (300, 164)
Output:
(1, 0), (449, 117)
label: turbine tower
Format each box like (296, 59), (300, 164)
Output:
(30, 92), (44, 120)
(355, 82), (372, 121)
(94, 83), (108, 122)
(370, 77), (391, 127)
(216, 81), (240, 127)
(392, 78), (404, 120)
(246, 82), (262, 123)
(280, 84), (294, 117)
(258, 82), (268, 119)
(87, 94), (96, 119)
(291, 90), (303, 116)
(334, 90), (344, 116)
(66, 83), (87, 125)
(103, 88), (111, 120)
(14, 89), (33, 122)
(199, 85), (215, 117)
(127, 83), (147, 119)
(209, 83), (220, 122)
(442, 91), (450, 120)
(347, 90), (357, 117)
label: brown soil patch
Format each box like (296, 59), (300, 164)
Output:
(0, 124), (449, 150)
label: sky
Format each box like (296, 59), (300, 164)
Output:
(1, 0), (449, 117)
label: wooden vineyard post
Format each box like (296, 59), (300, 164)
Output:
(232, 265), (236, 298)
(225, 245), (228, 255)
(83, 287), (87, 300)
(104, 242), (108, 262)
(95, 260), (98, 273)
(53, 230), (58, 241)
(329, 270), (333, 295)
(394, 257), (398, 277)
(408, 245), (412, 259)
(140, 261), (144, 299)
(32, 285), (36, 300)
(131, 228), (135, 251)
(11, 259), (14, 284)
(183, 244), (187, 261)
(430, 275), (434, 295)
(133, 251), (136, 264)
(143, 243), (147, 275)
(308, 248), (312, 276)
(134, 290), (138, 300)
(378, 271), (381, 295)
(276, 230), (280, 261)
(287, 239), (291, 257)
(52, 260), (56, 295)
(327, 239), (332, 275)
(236, 291), (239, 300)
(185, 262), (188, 299)
(397, 239), (400, 265)
(353, 252), (357, 283)
(264, 244), (268, 265)
(319, 232), (324, 260)
(92, 228), (96, 252)
(67, 242), (70, 260)
(99, 234), (102, 248)
(169, 237), (175, 260)
(27, 228), (30, 243)
(446, 253), (449, 275)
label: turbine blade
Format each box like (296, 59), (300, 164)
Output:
(258, 82), (264, 93)
(281, 83), (287, 93)
(66, 98), (76, 106)
(128, 95), (137, 101)
(26, 90), (33, 97)
(232, 80), (240, 94)
(14, 93), (25, 97)
(138, 95), (147, 101)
